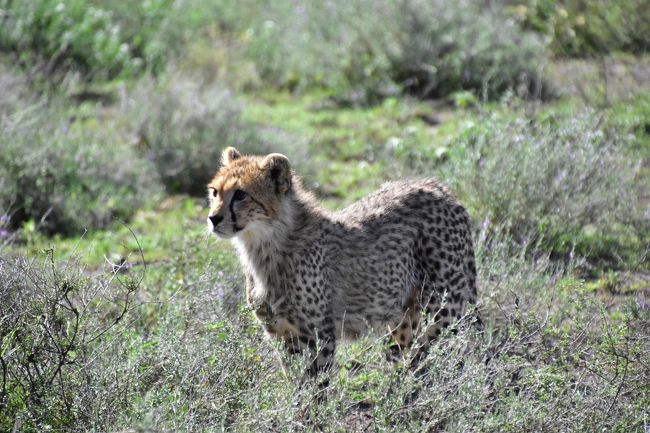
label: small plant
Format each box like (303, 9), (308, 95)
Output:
(0, 251), (140, 432)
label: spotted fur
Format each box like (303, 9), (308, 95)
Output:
(207, 147), (479, 375)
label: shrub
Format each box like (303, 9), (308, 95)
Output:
(510, 0), (650, 56)
(90, 0), (176, 70)
(0, 102), (161, 235)
(236, 0), (546, 102)
(126, 76), (267, 195)
(438, 111), (645, 267)
(0, 61), (33, 115)
(386, 0), (547, 100)
(0, 243), (260, 432)
(0, 252), (140, 432)
(0, 0), (172, 79)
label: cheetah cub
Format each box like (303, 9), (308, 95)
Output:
(207, 147), (478, 376)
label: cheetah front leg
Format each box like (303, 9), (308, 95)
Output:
(244, 272), (255, 305)
(283, 316), (336, 386)
(309, 316), (336, 378)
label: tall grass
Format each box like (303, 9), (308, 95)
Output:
(1, 231), (646, 432)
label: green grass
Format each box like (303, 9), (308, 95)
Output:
(609, 92), (650, 152)
(2, 223), (647, 432)
(242, 91), (469, 204)
(11, 196), (238, 277)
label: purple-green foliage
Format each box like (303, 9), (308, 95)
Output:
(441, 110), (645, 266)
(0, 103), (161, 235)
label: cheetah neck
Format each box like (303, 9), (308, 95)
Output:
(233, 189), (323, 304)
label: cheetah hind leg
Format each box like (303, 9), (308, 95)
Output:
(407, 300), (459, 370)
(409, 300), (485, 372)
(282, 334), (335, 418)
(386, 307), (420, 362)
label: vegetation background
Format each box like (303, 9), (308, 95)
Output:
(0, 0), (648, 431)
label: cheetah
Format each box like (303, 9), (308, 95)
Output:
(207, 147), (479, 376)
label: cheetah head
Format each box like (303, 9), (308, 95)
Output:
(206, 147), (292, 239)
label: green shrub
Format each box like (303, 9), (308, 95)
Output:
(510, 0), (650, 56)
(90, 0), (176, 69)
(0, 102), (161, 235)
(235, 0), (546, 102)
(126, 76), (267, 195)
(0, 245), (260, 432)
(0, 60), (34, 115)
(0, 0), (172, 79)
(0, 252), (141, 432)
(437, 111), (645, 267)
(385, 0), (547, 100)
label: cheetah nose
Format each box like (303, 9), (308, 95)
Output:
(209, 214), (224, 227)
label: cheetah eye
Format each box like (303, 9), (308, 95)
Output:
(208, 187), (217, 198)
(232, 189), (247, 201)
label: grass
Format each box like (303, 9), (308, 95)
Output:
(2, 220), (647, 432)
(1, 1), (649, 431)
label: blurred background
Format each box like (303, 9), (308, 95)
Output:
(0, 1), (648, 431)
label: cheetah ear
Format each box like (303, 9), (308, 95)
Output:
(260, 153), (292, 194)
(221, 147), (241, 166)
